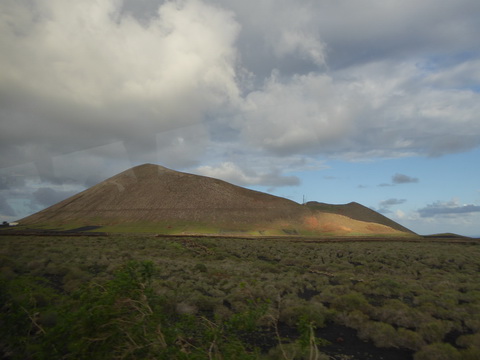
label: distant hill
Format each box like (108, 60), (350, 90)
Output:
(305, 201), (414, 234)
(423, 233), (472, 239)
(19, 164), (416, 236)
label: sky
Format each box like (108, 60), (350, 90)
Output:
(1, 0), (480, 236)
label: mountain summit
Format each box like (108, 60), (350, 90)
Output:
(20, 164), (415, 236)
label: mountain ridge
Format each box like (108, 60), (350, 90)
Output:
(305, 201), (413, 234)
(19, 163), (416, 236)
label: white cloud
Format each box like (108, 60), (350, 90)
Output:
(424, 59), (480, 90)
(392, 202), (480, 236)
(395, 209), (406, 220)
(0, 0), (241, 166)
(274, 30), (326, 67)
(375, 198), (407, 214)
(0, 0), (240, 105)
(418, 199), (480, 218)
(2, 0), (480, 234)
(241, 72), (356, 155)
(2, 0), (480, 170)
(237, 59), (480, 159)
(156, 125), (210, 168)
(195, 162), (300, 187)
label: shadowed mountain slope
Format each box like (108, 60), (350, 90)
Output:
(20, 164), (416, 236)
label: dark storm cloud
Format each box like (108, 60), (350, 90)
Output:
(218, 0), (480, 80)
(418, 200), (480, 218)
(33, 187), (77, 208)
(0, 195), (16, 217)
(0, 174), (25, 190)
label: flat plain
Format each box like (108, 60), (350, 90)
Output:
(1, 233), (480, 359)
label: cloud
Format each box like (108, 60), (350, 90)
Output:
(390, 206), (480, 237)
(3, 0), (480, 172)
(222, 0), (480, 72)
(32, 187), (78, 208)
(380, 198), (407, 207)
(2, 0), (480, 224)
(379, 173), (419, 187)
(392, 173), (419, 184)
(0, 174), (25, 190)
(195, 162), (300, 187)
(241, 72), (356, 155)
(0, 0), (241, 169)
(425, 59), (480, 91)
(377, 198), (407, 213)
(274, 30), (326, 67)
(418, 199), (480, 218)
(0, 195), (16, 217)
(238, 58), (480, 160)
(156, 125), (211, 169)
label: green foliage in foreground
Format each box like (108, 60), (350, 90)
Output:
(1, 235), (480, 359)
(2, 261), (256, 359)
(1, 259), (327, 360)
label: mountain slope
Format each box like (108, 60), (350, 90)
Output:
(305, 201), (415, 234)
(19, 164), (415, 236)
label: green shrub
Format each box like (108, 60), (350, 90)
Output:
(335, 309), (369, 330)
(0, 266), (16, 280)
(414, 343), (462, 360)
(2, 235), (480, 358)
(417, 320), (453, 343)
(456, 333), (480, 349)
(193, 263), (208, 272)
(464, 316), (480, 332)
(265, 342), (329, 360)
(396, 328), (426, 351)
(265, 317), (330, 360)
(460, 346), (480, 360)
(226, 298), (268, 333)
(279, 300), (330, 328)
(358, 321), (397, 348)
(373, 299), (420, 328)
(331, 291), (371, 313)
(0, 275), (59, 358)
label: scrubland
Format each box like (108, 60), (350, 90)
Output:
(1, 235), (479, 359)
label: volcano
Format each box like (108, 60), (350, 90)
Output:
(19, 164), (415, 236)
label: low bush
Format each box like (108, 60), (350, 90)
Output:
(396, 327), (426, 351)
(1, 235), (479, 359)
(357, 321), (397, 348)
(417, 320), (453, 343)
(456, 333), (480, 349)
(331, 291), (371, 313)
(414, 343), (462, 360)
(372, 298), (425, 328)
(279, 299), (330, 328)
